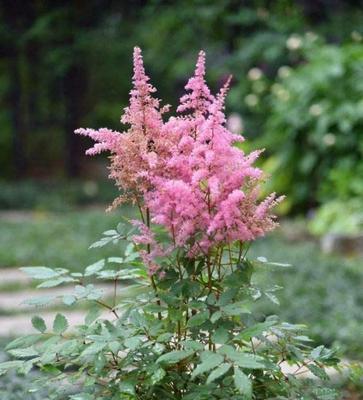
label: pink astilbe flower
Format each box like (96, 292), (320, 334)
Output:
(177, 50), (214, 116)
(77, 47), (284, 266)
(146, 52), (283, 255)
(131, 220), (164, 276)
(76, 47), (172, 207)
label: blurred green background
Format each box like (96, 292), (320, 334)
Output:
(0, 0), (362, 397)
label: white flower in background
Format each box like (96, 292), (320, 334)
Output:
(278, 66), (292, 79)
(245, 93), (259, 107)
(286, 34), (302, 50)
(271, 83), (290, 101)
(252, 80), (266, 94)
(351, 31), (363, 42)
(305, 31), (318, 42)
(227, 113), (244, 134)
(309, 103), (323, 116)
(323, 133), (336, 146)
(248, 67), (263, 81)
(83, 181), (99, 197)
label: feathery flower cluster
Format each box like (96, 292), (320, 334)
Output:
(146, 51), (283, 255)
(76, 47), (171, 207)
(77, 48), (283, 270)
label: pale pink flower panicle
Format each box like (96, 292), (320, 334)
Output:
(76, 47), (171, 207)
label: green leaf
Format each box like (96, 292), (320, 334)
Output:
(310, 345), (325, 360)
(222, 301), (250, 316)
(37, 277), (74, 288)
(84, 260), (105, 276)
(85, 307), (101, 325)
(187, 311), (209, 327)
(212, 327), (229, 344)
(22, 295), (55, 306)
(119, 381), (135, 395)
(6, 335), (42, 350)
(211, 311), (222, 323)
(206, 363), (231, 384)
(234, 366), (252, 398)
(81, 342), (107, 357)
(124, 336), (143, 350)
(8, 346), (39, 358)
(63, 294), (77, 306)
(232, 353), (265, 369)
(156, 349), (194, 365)
(157, 333), (173, 343)
(219, 346), (265, 369)
(53, 313), (68, 334)
(191, 352), (224, 379)
(31, 316), (46, 333)
(307, 364), (329, 381)
(20, 267), (60, 280)
(151, 368), (166, 385)
(0, 360), (24, 374)
(264, 292), (280, 305)
(236, 320), (277, 341)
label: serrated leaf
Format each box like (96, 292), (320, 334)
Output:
(211, 311), (222, 323)
(8, 346), (39, 358)
(63, 294), (77, 306)
(187, 311), (209, 327)
(31, 316), (46, 333)
(6, 334), (42, 351)
(85, 307), (101, 325)
(222, 301), (250, 316)
(108, 257), (124, 264)
(0, 360), (24, 373)
(219, 346), (265, 369)
(212, 327), (229, 344)
(22, 295), (55, 306)
(157, 333), (173, 343)
(20, 267), (61, 280)
(124, 336), (143, 350)
(84, 260), (105, 276)
(207, 363), (231, 384)
(103, 230), (118, 236)
(37, 276), (75, 288)
(236, 320), (276, 341)
(53, 313), (68, 334)
(264, 292), (280, 305)
(119, 381), (135, 395)
(307, 364), (329, 381)
(156, 349), (194, 365)
(234, 366), (252, 398)
(310, 345), (325, 360)
(151, 368), (166, 385)
(191, 352), (224, 379)
(81, 341), (107, 357)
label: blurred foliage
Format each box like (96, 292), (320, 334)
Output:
(0, 180), (118, 211)
(0, 209), (127, 271)
(309, 199), (363, 236)
(254, 36), (363, 214)
(250, 235), (363, 359)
